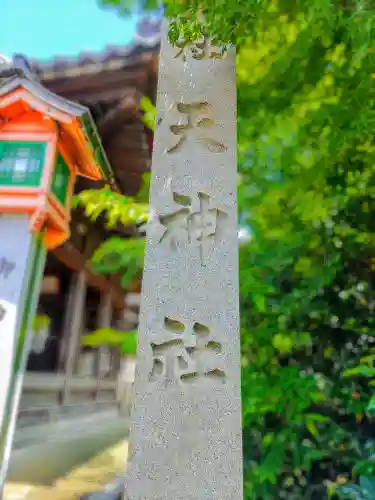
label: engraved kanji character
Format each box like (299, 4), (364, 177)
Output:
(174, 34), (226, 62)
(149, 317), (226, 386)
(158, 191), (227, 265)
(167, 102), (227, 154)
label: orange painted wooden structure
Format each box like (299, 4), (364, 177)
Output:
(0, 76), (109, 249)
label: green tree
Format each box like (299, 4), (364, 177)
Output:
(98, 1), (375, 498)
(75, 172), (150, 288)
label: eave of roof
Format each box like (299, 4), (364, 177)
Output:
(30, 32), (161, 81)
(0, 69), (117, 188)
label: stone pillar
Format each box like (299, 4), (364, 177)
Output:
(61, 270), (87, 404)
(125, 23), (243, 500)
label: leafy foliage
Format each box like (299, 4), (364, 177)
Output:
(336, 476), (375, 499)
(91, 237), (145, 288)
(234, 3), (375, 497)
(75, 186), (148, 228)
(99, 0), (375, 498)
(140, 96), (156, 131)
(82, 327), (137, 355)
(76, 173), (150, 287)
(101, 0), (160, 15)
(32, 314), (50, 332)
(235, 6), (375, 500)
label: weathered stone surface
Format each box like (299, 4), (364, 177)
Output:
(125, 23), (243, 500)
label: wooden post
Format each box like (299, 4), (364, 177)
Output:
(95, 291), (112, 399)
(124, 22), (243, 500)
(61, 271), (87, 404)
(118, 354), (137, 417)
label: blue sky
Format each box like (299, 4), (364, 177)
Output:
(1, 0), (139, 62)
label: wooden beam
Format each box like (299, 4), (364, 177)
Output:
(108, 152), (150, 170)
(52, 242), (125, 309)
(45, 70), (149, 99)
(66, 87), (139, 105)
(98, 93), (140, 142)
(113, 172), (146, 196)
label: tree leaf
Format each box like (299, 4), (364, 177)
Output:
(344, 366), (375, 378)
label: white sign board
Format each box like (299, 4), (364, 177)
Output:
(0, 215), (34, 431)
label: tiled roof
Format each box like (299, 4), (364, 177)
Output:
(29, 18), (161, 78)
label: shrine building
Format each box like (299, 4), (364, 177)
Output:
(1, 17), (161, 483)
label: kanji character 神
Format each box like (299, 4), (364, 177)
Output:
(158, 191), (228, 265)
